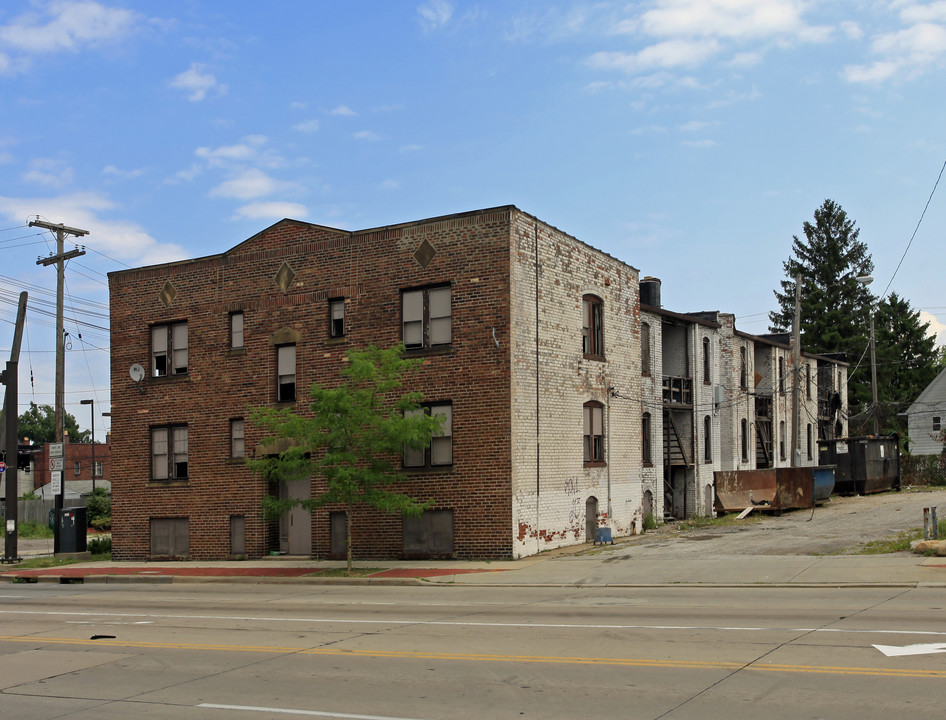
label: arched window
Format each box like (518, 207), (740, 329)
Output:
(642, 412), (652, 465)
(583, 401), (605, 465)
(704, 415), (712, 462)
(641, 322), (651, 376)
(582, 295), (604, 359)
(778, 356), (785, 393)
(741, 418), (749, 462)
(702, 337), (711, 384)
(740, 346), (747, 389)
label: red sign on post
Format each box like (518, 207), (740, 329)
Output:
(0, 461), (6, 473)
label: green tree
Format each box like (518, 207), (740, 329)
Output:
(16, 402), (87, 444)
(871, 293), (941, 433)
(247, 344), (442, 574)
(770, 199), (876, 413)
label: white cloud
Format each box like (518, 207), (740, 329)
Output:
(102, 165), (145, 180)
(194, 136), (268, 166)
(920, 311), (946, 346)
(0, 191), (186, 266)
(640, 0), (812, 40)
(170, 63), (227, 102)
(331, 105), (358, 116)
(293, 118), (320, 132)
(680, 120), (718, 132)
(589, 38), (720, 73)
(418, 0), (454, 32)
(728, 51), (763, 67)
(354, 130), (381, 141)
(681, 139), (717, 147)
(840, 21), (863, 40)
(232, 201), (308, 222)
(0, 1), (138, 54)
(900, 1), (946, 24)
(209, 168), (293, 201)
(844, 20), (946, 84)
(23, 158), (74, 189)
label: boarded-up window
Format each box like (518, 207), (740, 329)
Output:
(583, 401), (604, 465)
(230, 515), (245, 556)
(151, 517), (189, 557)
(403, 509), (454, 556)
(404, 402), (453, 468)
(152, 425), (188, 480)
(231, 312), (244, 349)
(402, 286), (451, 349)
(231, 418), (245, 458)
(641, 322), (651, 375)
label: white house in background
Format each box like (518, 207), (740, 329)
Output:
(907, 367), (946, 456)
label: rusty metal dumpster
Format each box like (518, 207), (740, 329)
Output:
(818, 436), (900, 495)
(714, 467), (814, 514)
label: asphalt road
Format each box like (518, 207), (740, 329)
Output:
(1, 580), (944, 719)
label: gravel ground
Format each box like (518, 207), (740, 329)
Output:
(628, 486), (946, 557)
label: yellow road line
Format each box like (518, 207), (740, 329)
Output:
(2, 635), (943, 679)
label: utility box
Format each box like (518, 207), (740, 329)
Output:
(59, 507), (87, 553)
(594, 527), (613, 545)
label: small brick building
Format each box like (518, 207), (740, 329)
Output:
(108, 207), (652, 560)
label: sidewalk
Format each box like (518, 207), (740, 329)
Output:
(3, 538), (946, 587)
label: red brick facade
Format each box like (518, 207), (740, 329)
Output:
(109, 208), (516, 560)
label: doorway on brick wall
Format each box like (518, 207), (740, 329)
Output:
(279, 479), (312, 556)
(329, 511), (347, 559)
(585, 497), (598, 542)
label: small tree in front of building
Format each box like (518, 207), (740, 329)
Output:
(247, 344), (442, 574)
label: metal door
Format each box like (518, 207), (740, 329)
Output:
(279, 479), (312, 556)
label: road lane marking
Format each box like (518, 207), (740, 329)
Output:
(1, 634), (943, 679)
(2, 608), (946, 638)
(874, 642), (946, 657)
(200, 703), (429, 719)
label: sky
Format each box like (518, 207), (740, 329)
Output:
(1, 0), (944, 442)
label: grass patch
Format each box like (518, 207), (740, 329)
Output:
(17, 522), (54, 540)
(307, 567), (385, 578)
(850, 517), (946, 555)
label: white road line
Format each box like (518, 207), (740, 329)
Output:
(199, 703), (429, 720)
(1, 609), (944, 638)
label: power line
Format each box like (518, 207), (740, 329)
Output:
(883, 157), (946, 297)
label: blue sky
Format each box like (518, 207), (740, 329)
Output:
(1, 0), (944, 440)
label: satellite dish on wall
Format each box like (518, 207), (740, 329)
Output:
(129, 363), (147, 393)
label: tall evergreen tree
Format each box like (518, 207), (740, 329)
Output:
(872, 292), (940, 432)
(770, 199), (876, 413)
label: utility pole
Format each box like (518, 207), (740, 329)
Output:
(30, 220), (88, 554)
(868, 314), (880, 435)
(791, 274), (801, 467)
(1, 292), (28, 563)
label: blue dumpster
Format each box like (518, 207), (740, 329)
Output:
(594, 527), (613, 545)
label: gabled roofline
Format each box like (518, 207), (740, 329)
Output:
(908, 365), (946, 412)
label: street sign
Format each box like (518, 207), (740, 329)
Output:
(0, 461), (5, 473)
(49, 457), (64, 471)
(49, 442), (64, 458)
(51, 471), (62, 494)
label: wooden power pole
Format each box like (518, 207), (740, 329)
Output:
(30, 219), (88, 553)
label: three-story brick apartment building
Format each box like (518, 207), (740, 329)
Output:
(109, 207), (650, 560)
